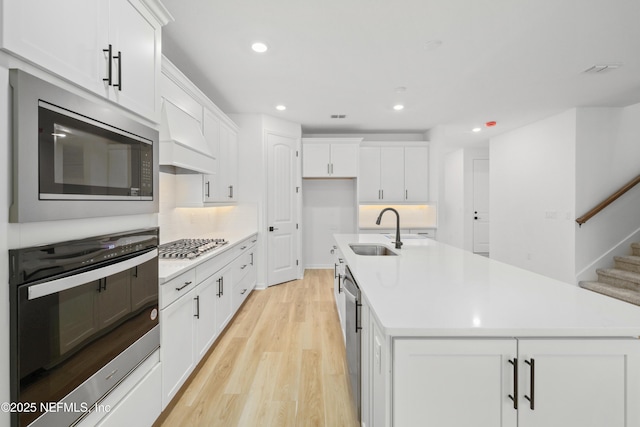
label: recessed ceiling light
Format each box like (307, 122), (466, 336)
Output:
(275, 105), (286, 111)
(472, 127), (482, 133)
(395, 86), (407, 93)
(393, 104), (404, 111)
(251, 42), (268, 53)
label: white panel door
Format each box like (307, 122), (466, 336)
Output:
(394, 338), (518, 427)
(380, 147), (405, 202)
(330, 143), (359, 177)
(404, 146), (429, 202)
(267, 133), (299, 286)
(302, 143), (330, 177)
(473, 159), (490, 253)
(359, 147), (382, 202)
(517, 339), (640, 427)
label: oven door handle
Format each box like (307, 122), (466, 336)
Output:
(28, 249), (158, 300)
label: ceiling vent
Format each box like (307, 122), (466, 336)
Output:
(582, 63), (622, 74)
(330, 114), (347, 119)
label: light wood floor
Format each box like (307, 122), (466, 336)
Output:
(160, 269), (359, 427)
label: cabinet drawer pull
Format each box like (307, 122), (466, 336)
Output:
(176, 281), (192, 291)
(508, 358), (518, 410)
(240, 246), (247, 250)
(241, 264), (247, 269)
(524, 358), (535, 410)
(240, 289), (247, 295)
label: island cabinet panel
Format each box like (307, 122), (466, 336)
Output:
(392, 338), (640, 427)
(393, 339), (517, 427)
(517, 339), (640, 427)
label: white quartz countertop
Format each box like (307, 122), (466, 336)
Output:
(334, 234), (640, 337)
(159, 230), (258, 283)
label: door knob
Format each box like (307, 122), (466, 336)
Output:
(474, 216), (478, 220)
(269, 226), (279, 232)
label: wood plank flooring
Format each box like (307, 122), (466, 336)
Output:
(159, 269), (359, 427)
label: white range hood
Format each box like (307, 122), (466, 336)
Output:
(159, 99), (216, 174)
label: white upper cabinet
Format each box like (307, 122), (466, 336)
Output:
(302, 138), (361, 178)
(404, 146), (429, 202)
(359, 143), (429, 203)
(0, 0), (172, 121)
(216, 124), (238, 202)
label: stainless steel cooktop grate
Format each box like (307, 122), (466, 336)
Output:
(159, 238), (228, 259)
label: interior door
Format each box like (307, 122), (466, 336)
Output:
(267, 132), (299, 286)
(473, 159), (490, 254)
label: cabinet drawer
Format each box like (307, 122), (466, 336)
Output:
(232, 273), (254, 313)
(196, 250), (233, 283)
(160, 269), (196, 309)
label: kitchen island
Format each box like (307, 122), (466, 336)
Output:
(334, 234), (640, 427)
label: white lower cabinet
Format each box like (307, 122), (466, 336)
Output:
(160, 286), (196, 408)
(332, 246), (346, 340)
(392, 338), (640, 427)
(160, 234), (258, 411)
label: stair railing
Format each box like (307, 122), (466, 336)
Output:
(576, 174), (640, 226)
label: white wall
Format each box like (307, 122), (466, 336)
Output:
(575, 104), (640, 278)
(302, 179), (357, 268)
(440, 149), (465, 248)
(490, 109), (577, 284)
(230, 114), (302, 287)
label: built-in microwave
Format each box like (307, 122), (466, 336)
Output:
(9, 69), (159, 222)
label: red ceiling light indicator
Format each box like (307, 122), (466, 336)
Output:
(485, 121), (497, 127)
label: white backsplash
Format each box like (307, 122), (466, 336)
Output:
(158, 171), (257, 243)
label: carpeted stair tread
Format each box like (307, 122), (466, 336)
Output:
(614, 255), (640, 273)
(596, 268), (640, 290)
(579, 281), (640, 306)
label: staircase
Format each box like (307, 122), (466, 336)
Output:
(579, 243), (640, 306)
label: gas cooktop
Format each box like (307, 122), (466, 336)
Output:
(158, 238), (228, 260)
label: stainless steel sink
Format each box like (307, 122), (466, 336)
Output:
(349, 244), (398, 256)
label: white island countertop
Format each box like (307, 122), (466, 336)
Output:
(334, 234), (640, 337)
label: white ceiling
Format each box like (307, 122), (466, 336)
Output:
(160, 0), (640, 146)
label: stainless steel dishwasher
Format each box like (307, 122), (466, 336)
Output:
(343, 265), (361, 420)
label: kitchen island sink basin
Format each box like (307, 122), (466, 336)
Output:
(349, 244), (398, 256)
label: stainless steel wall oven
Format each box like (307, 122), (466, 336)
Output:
(9, 228), (160, 427)
(9, 69), (159, 222)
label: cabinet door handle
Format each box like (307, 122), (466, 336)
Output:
(113, 50), (122, 91)
(508, 358), (518, 410)
(355, 302), (363, 331)
(175, 281), (192, 291)
(250, 253), (254, 265)
(228, 185), (233, 198)
(205, 181), (210, 197)
(338, 274), (342, 293)
(327, 164), (331, 175)
(381, 189), (384, 199)
(524, 358), (535, 410)
(194, 295), (200, 319)
(216, 277), (222, 297)
(406, 189), (408, 200)
(240, 289), (247, 295)
(334, 263), (339, 279)
(103, 44), (113, 86)
(331, 163), (334, 174)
